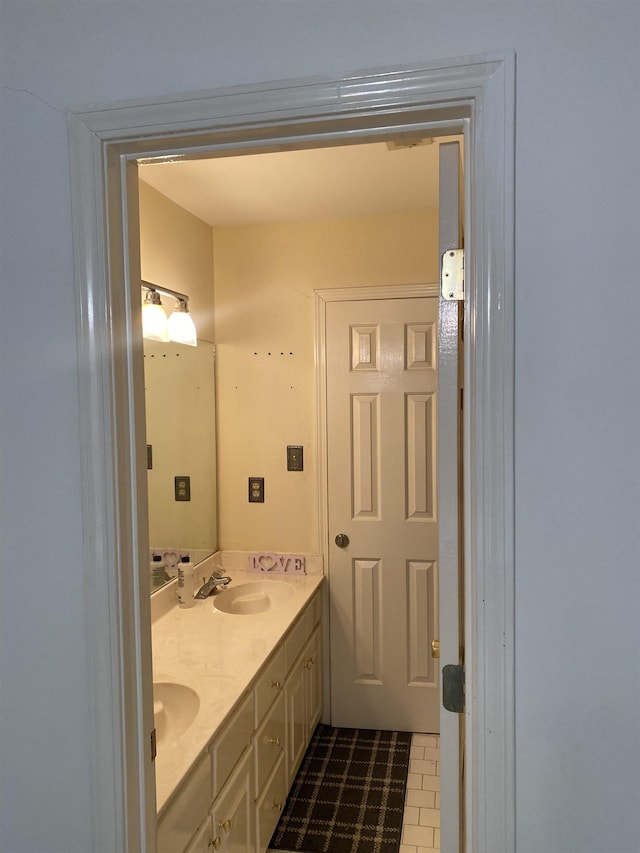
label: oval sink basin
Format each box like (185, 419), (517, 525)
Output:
(213, 581), (294, 615)
(153, 681), (200, 749)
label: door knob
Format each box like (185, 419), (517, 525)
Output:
(335, 533), (349, 548)
(431, 639), (440, 659)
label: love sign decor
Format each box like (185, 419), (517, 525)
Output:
(248, 552), (306, 574)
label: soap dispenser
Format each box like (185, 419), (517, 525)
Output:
(177, 555), (195, 608)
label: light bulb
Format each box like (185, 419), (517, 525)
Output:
(142, 291), (169, 342)
(168, 300), (197, 347)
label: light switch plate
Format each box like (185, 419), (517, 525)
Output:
(287, 445), (303, 471)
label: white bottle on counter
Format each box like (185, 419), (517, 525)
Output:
(150, 554), (167, 589)
(177, 555), (195, 608)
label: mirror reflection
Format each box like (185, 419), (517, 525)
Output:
(144, 338), (217, 591)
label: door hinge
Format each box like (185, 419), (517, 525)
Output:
(442, 664), (465, 713)
(441, 248), (464, 301)
(150, 728), (157, 762)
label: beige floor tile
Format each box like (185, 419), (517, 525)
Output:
(410, 758), (437, 776)
(421, 773), (440, 791)
(407, 771), (423, 789)
(412, 733), (439, 748)
(422, 747), (440, 762)
(404, 805), (420, 825)
(403, 733), (440, 853)
(406, 788), (436, 809)
(403, 823), (435, 847)
(419, 807), (441, 828)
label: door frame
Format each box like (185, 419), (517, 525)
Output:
(69, 54), (515, 852)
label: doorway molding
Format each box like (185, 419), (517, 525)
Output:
(69, 54), (515, 853)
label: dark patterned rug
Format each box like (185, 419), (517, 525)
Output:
(269, 724), (411, 853)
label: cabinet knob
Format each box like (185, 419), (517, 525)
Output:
(209, 838), (221, 850)
(271, 680), (282, 690)
(273, 800), (283, 811)
(268, 735), (281, 747)
(304, 656), (314, 670)
(217, 819), (231, 833)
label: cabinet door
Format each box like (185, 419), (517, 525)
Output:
(255, 753), (287, 853)
(157, 752), (213, 853)
(254, 692), (285, 797)
(284, 655), (307, 785)
(211, 747), (255, 853)
(304, 626), (322, 734)
(212, 691), (254, 799)
(184, 815), (214, 853)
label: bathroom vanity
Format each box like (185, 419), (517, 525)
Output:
(151, 558), (324, 853)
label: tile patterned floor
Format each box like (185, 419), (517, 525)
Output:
(401, 732), (440, 852)
(268, 731), (440, 853)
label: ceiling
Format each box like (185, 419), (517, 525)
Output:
(138, 137), (460, 228)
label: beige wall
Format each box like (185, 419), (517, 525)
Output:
(139, 181), (216, 341)
(213, 212), (438, 552)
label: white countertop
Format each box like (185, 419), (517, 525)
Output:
(151, 561), (324, 815)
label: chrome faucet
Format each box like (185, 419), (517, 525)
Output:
(195, 568), (231, 599)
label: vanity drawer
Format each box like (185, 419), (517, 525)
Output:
(254, 645), (285, 726)
(211, 690), (254, 798)
(256, 752), (288, 853)
(157, 752), (212, 853)
(253, 691), (285, 796)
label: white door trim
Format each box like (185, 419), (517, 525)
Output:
(68, 54), (515, 853)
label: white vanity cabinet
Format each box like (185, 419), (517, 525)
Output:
(284, 625), (322, 785)
(254, 590), (322, 850)
(284, 591), (323, 787)
(157, 584), (323, 853)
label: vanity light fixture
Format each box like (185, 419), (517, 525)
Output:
(141, 281), (197, 347)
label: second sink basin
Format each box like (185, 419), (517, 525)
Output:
(153, 681), (200, 749)
(213, 580), (294, 615)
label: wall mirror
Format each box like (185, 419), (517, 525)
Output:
(144, 338), (217, 591)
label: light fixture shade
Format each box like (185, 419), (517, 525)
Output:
(168, 301), (197, 347)
(142, 291), (169, 341)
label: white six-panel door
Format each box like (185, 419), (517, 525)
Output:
(326, 295), (441, 733)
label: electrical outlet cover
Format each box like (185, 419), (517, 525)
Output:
(248, 477), (264, 502)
